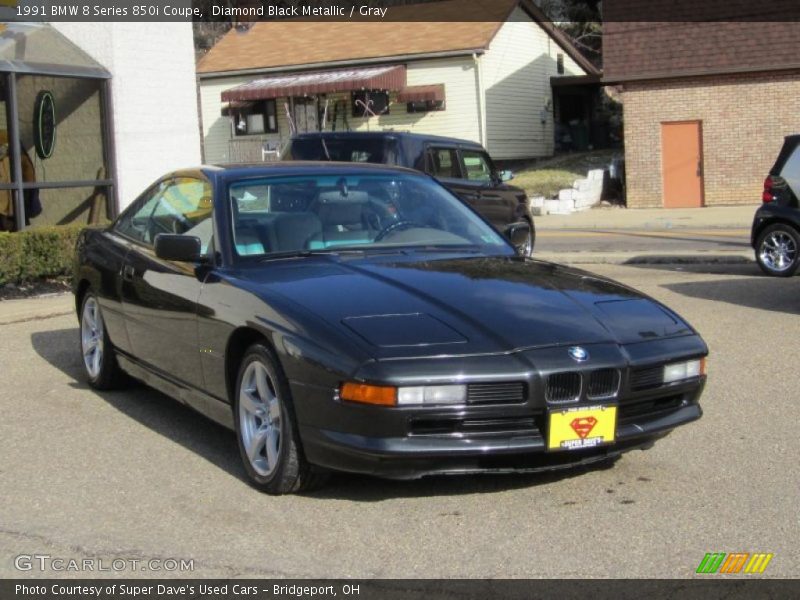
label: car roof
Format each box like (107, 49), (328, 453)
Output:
(194, 160), (426, 181)
(291, 130), (486, 150)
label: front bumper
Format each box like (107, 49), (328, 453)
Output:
(294, 378), (704, 480)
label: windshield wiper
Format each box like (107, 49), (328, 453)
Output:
(255, 244), (483, 262)
(402, 244), (483, 253)
(257, 248), (365, 261)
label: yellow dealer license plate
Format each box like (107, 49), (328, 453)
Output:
(547, 405), (617, 451)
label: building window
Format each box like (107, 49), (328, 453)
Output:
(352, 91), (390, 117)
(557, 53), (565, 74)
(234, 99), (278, 136)
(406, 100), (445, 113)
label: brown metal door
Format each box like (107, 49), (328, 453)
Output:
(662, 121), (704, 208)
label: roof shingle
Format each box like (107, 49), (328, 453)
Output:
(197, 0), (515, 74)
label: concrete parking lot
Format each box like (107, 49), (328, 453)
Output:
(1, 261), (798, 579)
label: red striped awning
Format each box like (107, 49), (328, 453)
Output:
(221, 65), (407, 102)
(397, 84), (445, 103)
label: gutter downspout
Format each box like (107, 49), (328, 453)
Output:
(473, 53), (487, 148)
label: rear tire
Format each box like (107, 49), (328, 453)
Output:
(756, 223), (800, 277)
(233, 343), (328, 494)
(79, 292), (126, 390)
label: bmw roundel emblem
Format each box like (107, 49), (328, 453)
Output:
(568, 346), (589, 362)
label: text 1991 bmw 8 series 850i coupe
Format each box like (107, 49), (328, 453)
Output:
(73, 163), (707, 494)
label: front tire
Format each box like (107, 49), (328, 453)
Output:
(522, 222), (535, 257)
(756, 223), (800, 277)
(233, 343), (327, 494)
(79, 292), (126, 390)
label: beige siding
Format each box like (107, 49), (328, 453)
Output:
(349, 57), (482, 141)
(200, 75), (252, 164)
(199, 56), (482, 164)
(481, 7), (585, 159)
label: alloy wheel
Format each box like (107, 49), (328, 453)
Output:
(238, 360), (283, 477)
(81, 297), (104, 379)
(759, 231), (797, 273)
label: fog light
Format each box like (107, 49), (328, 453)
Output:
(663, 358), (705, 384)
(398, 385), (467, 405)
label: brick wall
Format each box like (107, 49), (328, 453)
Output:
(623, 71), (800, 208)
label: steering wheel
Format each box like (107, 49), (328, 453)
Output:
(374, 220), (427, 242)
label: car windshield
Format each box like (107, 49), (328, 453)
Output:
(228, 173), (511, 258)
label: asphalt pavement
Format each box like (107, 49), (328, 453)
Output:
(536, 227), (751, 257)
(1, 260), (797, 579)
(533, 204), (756, 263)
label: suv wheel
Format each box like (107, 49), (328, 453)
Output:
(522, 223), (535, 257)
(756, 223), (800, 277)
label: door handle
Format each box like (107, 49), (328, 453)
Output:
(696, 161), (703, 177)
(121, 264), (135, 282)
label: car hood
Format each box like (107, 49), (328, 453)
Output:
(240, 255), (693, 359)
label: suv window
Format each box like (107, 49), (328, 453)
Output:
(461, 150), (494, 182)
(283, 137), (393, 163)
(115, 177), (213, 252)
(427, 147), (460, 179)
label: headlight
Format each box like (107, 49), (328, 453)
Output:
(663, 358), (706, 384)
(398, 385), (466, 406)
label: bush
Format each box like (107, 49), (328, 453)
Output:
(0, 225), (86, 286)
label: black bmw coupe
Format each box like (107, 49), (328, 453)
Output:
(73, 163), (707, 494)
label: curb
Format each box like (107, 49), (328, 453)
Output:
(534, 252), (754, 266)
(0, 293), (73, 326)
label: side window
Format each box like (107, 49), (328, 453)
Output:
(115, 178), (214, 253)
(114, 182), (168, 245)
(427, 147), (460, 179)
(461, 150), (494, 182)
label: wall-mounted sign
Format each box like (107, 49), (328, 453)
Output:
(34, 90), (56, 159)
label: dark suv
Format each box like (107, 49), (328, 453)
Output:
(752, 135), (800, 276)
(282, 132), (535, 254)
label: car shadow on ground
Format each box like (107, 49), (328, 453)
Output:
(30, 326), (620, 500)
(30, 326), (247, 485)
(302, 458), (620, 502)
(623, 262), (800, 315)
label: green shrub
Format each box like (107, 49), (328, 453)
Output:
(0, 225), (86, 286)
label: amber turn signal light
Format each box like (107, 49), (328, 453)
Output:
(340, 382), (397, 406)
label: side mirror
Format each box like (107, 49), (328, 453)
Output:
(499, 170), (514, 182)
(503, 221), (531, 256)
(154, 234), (202, 263)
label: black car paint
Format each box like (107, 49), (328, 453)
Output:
(73, 163), (707, 479)
(283, 131), (534, 237)
(751, 135), (800, 248)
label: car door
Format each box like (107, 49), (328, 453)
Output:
(425, 145), (467, 196)
(119, 176), (214, 390)
(456, 148), (517, 229)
